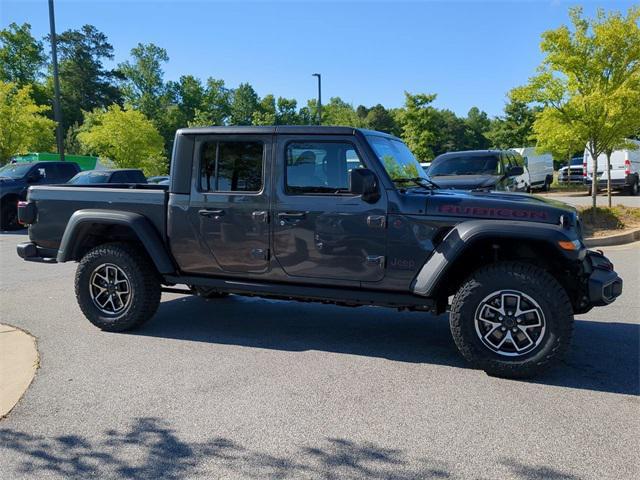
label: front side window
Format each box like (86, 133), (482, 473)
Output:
(286, 142), (364, 194)
(200, 141), (264, 192)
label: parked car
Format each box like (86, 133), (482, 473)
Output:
(147, 175), (169, 184)
(0, 161), (80, 229)
(558, 157), (585, 184)
(584, 140), (640, 195)
(427, 150), (529, 192)
(511, 147), (554, 191)
(420, 162), (431, 174)
(16, 126), (622, 378)
(68, 169), (148, 185)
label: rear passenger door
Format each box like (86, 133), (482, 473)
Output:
(186, 135), (272, 274)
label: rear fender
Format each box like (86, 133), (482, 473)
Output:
(57, 209), (175, 274)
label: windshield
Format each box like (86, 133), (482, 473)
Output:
(429, 154), (500, 176)
(570, 157), (583, 166)
(366, 136), (427, 181)
(68, 171), (110, 184)
(0, 163), (32, 179)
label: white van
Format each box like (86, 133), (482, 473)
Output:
(584, 140), (640, 195)
(511, 147), (554, 191)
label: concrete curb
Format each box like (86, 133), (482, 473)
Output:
(584, 228), (640, 248)
(0, 324), (38, 419)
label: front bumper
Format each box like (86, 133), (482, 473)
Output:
(16, 241), (58, 263)
(585, 250), (622, 306)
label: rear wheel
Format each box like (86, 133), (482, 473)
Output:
(450, 262), (573, 378)
(629, 178), (639, 196)
(75, 243), (161, 332)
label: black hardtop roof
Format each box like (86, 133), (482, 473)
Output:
(78, 168), (143, 173)
(435, 150), (506, 159)
(176, 125), (399, 140)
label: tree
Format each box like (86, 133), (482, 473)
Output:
(0, 23), (46, 87)
(77, 105), (166, 175)
(532, 109), (584, 167)
(276, 97), (300, 125)
(398, 92), (439, 161)
(364, 104), (400, 135)
(486, 97), (539, 149)
(321, 97), (364, 127)
(252, 93), (276, 125)
(118, 43), (169, 120)
(514, 7), (640, 213)
(189, 78), (231, 127)
(0, 82), (55, 164)
(51, 25), (123, 132)
(229, 83), (259, 125)
(464, 107), (492, 150)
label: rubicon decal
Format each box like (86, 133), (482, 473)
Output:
(438, 204), (548, 220)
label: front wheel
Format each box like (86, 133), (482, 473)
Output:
(449, 262), (573, 378)
(75, 243), (161, 332)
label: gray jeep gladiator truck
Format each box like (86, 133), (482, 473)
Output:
(16, 126), (622, 378)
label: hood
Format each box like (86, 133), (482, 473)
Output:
(399, 188), (577, 226)
(430, 174), (499, 190)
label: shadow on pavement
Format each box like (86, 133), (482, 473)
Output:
(136, 295), (639, 396)
(0, 228), (27, 236)
(0, 417), (580, 479)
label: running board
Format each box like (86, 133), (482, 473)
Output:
(163, 275), (436, 311)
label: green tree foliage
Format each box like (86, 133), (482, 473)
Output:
(0, 82), (55, 164)
(118, 43), (169, 119)
(321, 97), (365, 127)
(363, 104), (400, 135)
(0, 23), (46, 87)
(51, 25), (122, 132)
(464, 107), (492, 150)
(229, 83), (260, 125)
(398, 92), (439, 161)
(189, 78), (231, 127)
(514, 6), (640, 210)
(486, 97), (540, 149)
(77, 105), (166, 175)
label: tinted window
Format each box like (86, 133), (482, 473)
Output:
(68, 171), (110, 184)
(200, 141), (263, 192)
(57, 163), (80, 180)
(0, 163), (32, 179)
(286, 142), (364, 194)
(429, 154), (500, 176)
(571, 157), (583, 166)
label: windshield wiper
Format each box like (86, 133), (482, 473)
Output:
(394, 176), (441, 190)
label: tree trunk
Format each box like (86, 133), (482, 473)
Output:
(590, 145), (598, 224)
(606, 151), (612, 209)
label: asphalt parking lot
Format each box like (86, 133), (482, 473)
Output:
(0, 231), (638, 480)
(542, 191), (640, 208)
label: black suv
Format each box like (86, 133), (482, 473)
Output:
(16, 127), (622, 378)
(428, 150), (529, 192)
(0, 161), (80, 229)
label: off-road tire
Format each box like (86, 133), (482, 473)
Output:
(629, 178), (639, 196)
(75, 242), (161, 332)
(0, 200), (19, 230)
(450, 261), (573, 378)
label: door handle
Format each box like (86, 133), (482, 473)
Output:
(199, 209), (225, 218)
(278, 212), (306, 219)
(252, 210), (269, 223)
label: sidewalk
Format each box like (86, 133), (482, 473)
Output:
(0, 324), (38, 418)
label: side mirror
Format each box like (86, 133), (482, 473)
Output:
(349, 168), (380, 203)
(507, 166), (524, 177)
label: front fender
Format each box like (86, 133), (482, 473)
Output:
(57, 209), (175, 274)
(411, 220), (584, 297)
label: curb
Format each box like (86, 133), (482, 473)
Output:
(584, 228), (640, 248)
(0, 324), (39, 419)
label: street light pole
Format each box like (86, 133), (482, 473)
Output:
(312, 73), (322, 125)
(48, 0), (64, 161)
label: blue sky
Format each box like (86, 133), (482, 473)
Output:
(1, 1), (635, 117)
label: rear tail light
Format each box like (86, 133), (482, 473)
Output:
(583, 162), (587, 177)
(625, 159), (631, 175)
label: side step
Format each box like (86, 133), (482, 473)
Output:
(163, 275), (436, 311)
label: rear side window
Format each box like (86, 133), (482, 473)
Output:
(56, 163), (80, 180)
(200, 141), (264, 192)
(286, 142), (364, 194)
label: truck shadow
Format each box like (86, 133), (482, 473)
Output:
(136, 295), (639, 396)
(0, 417), (580, 479)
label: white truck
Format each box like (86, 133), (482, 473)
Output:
(584, 140), (640, 196)
(511, 147), (554, 191)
